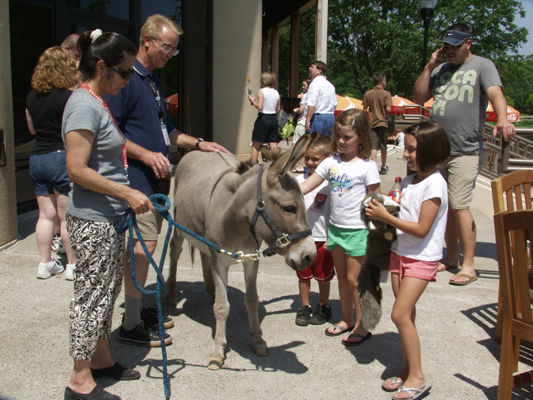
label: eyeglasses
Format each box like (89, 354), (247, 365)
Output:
(111, 66), (135, 79)
(152, 38), (179, 56)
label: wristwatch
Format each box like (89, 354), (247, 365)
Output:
(195, 137), (204, 148)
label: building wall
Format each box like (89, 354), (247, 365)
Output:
(0, 0), (18, 246)
(212, 0), (262, 156)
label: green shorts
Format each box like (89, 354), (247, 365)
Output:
(326, 225), (369, 257)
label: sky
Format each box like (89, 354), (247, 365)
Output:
(517, 0), (533, 55)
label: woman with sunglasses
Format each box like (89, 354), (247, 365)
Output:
(62, 29), (157, 400)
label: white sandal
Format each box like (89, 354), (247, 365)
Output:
(382, 377), (404, 392)
(392, 383), (431, 400)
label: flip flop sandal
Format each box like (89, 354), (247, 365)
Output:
(324, 324), (354, 336)
(341, 331), (372, 346)
(392, 383), (431, 400)
(449, 273), (478, 286)
(382, 377), (404, 392)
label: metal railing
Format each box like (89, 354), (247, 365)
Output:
(392, 107), (533, 179)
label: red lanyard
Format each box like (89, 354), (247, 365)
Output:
(79, 82), (128, 174)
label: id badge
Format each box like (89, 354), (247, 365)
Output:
(160, 122), (170, 147)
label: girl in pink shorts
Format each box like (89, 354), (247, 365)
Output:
(365, 121), (450, 400)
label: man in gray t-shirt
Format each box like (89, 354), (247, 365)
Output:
(414, 24), (515, 286)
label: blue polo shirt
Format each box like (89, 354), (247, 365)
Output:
(106, 59), (175, 195)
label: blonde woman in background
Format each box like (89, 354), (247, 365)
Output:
(25, 46), (77, 280)
(248, 71), (281, 164)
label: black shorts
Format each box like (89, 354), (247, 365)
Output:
(252, 113), (280, 143)
(371, 126), (388, 151)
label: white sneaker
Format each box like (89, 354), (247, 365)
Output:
(36, 259), (64, 279)
(64, 263), (76, 281)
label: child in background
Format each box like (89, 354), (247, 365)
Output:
(300, 109), (380, 345)
(294, 134), (334, 326)
(365, 121), (450, 399)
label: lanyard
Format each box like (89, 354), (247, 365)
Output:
(147, 77), (165, 120)
(79, 82), (128, 176)
(146, 76), (170, 147)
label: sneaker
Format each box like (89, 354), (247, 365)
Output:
(64, 263), (76, 281)
(36, 259), (64, 279)
(118, 321), (173, 347)
(51, 235), (65, 254)
(309, 304), (332, 325)
(379, 165), (389, 175)
(140, 307), (174, 329)
(295, 305), (312, 326)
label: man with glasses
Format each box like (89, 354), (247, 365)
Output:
(107, 14), (228, 347)
(413, 23), (515, 286)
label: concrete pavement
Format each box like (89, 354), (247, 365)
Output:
(0, 145), (531, 400)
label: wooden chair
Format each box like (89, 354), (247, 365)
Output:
(491, 170), (533, 343)
(494, 210), (533, 400)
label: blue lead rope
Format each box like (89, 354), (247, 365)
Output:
(119, 194), (245, 400)
(120, 194), (174, 400)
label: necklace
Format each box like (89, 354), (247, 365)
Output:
(79, 82), (129, 176)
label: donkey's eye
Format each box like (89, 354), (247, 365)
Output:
(283, 205), (297, 214)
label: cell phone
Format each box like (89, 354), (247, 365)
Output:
(246, 87), (252, 96)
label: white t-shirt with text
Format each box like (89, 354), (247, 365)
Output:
(315, 155), (380, 229)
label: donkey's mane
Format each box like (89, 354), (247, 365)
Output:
(236, 147), (284, 175)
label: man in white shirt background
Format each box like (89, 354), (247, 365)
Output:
(305, 61), (337, 136)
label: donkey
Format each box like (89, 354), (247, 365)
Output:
(166, 135), (317, 369)
(359, 192), (400, 330)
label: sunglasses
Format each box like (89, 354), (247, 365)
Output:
(443, 42), (463, 50)
(111, 66), (135, 79)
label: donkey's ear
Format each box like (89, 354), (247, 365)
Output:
(266, 133), (319, 184)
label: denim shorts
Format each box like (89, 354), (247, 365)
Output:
(310, 114), (335, 136)
(29, 150), (71, 196)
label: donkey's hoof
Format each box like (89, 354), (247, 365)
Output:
(253, 342), (269, 357)
(207, 358), (224, 370)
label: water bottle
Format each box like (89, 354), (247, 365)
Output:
(388, 176), (402, 204)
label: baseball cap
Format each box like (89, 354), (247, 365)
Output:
(442, 30), (472, 46)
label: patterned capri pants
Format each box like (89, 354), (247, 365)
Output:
(66, 214), (125, 360)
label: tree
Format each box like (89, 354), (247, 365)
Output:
(496, 55), (533, 114)
(322, 0), (527, 98)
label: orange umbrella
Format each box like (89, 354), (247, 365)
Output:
(424, 98), (520, 122)
(486, 102), (520, 122)
(166, 93), (179, 117)
(389, 95), (420, 115)
(335, 94), (363, 118)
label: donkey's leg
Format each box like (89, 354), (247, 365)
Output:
(243, 259), (268, 356)
(201, 251), (215, 299)
(208, 256), (231, 370)
(166, 229), (184, 306)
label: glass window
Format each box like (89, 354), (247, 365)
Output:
(10, 1), (53, 146)
(141, 0), (182, 26)
(67, 0), (129, 20)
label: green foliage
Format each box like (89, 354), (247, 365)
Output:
(496, 55), (533, 114)
(279, 0), (528, 101)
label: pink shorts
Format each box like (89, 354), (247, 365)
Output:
(296, 241), (335, 282)
(389, 251), (438, 282)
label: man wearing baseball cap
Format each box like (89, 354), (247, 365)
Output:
(413, 23), (515, 286)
